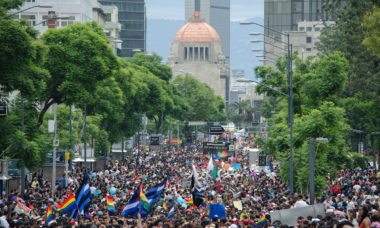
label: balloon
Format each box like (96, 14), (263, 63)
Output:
(110, 187), (117, 195)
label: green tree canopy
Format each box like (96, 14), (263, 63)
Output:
(38, 22), (119, 125)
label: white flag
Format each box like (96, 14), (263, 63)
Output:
(207, 156), (214, 172)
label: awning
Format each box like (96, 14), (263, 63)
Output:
(73, 157), (96, 163)
(0, 174), (12, 180)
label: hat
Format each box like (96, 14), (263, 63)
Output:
(326, 209), (334, 213)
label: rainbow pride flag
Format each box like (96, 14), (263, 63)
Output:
(106, 195), (115, 213)
(57, 192), (78, 213)
(44, 204), (53, 225)
(163, 201), (168, 211)
(184, 198), (193, 206)
(139, 184), (150, 215)
(254, 214), (267, 227)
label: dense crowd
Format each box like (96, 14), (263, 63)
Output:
(0, 143), (378, 228)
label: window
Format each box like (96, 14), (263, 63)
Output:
(306, 27), (312, 31)
(306, 48), (312, 52)
(184, 47), (187, 60)
(306, 37), (312, 43)
(21, 15), (36, 26)
(299, 27), (305, 31)
(24, 0), (36, 2)
(105, 13), (111, 22)
(314, 27), (321, 32)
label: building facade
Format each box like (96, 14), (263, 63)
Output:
(99, 0), (146, 57)
(12, 0), (121, 54)
(263, 0), (345, 66)
(168, 11), (230, 104)
(185, 0), (230, 62)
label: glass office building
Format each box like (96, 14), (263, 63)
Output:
(99, 0), (146, 57)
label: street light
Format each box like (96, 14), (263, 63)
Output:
(309, 137), (328, 205)
(259, 59), (276, 64)
(1, 4), (53, 19)
(241, 20), (294, 193)
(251, 49), (282, 57)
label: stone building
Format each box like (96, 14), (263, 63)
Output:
(168, 11), (230, 103)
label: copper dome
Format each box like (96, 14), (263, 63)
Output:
(173, 11), (220, 43)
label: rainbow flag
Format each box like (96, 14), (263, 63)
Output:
(163, 201), (168, 210)
(106, 195), (116, 213)
(139, 184), (150, 215)
(254, 214), (267, 227)
(44, 204), (54, 225)
(57, 192), (78, 213)
(184, 198), (193, 206)
(201, 199), (208, 207)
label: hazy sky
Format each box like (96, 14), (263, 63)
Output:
(146, 0), (264, 21)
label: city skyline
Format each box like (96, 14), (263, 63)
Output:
(146, 0), (264, 21)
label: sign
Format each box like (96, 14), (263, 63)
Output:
(208, 126), (225, 135)
(54, 139), (59, 147)
(188, 121), (206, 126)
(65, 152), (70, 161)
(8, 159), (20, 176)
(228, 145), (235, 151)
(203, 142), (230, 159)
(230, 163), (241, 170)
(258, 155), (266, 166)
(170, 138), (178, 145)
(150, 136), (160, 146)
(48, 120), (55, 133)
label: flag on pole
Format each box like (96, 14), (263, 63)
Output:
(106, 195), (116, 213)
(44, 204), (54, 225)
(70, 173), (91, 219)
(207, 156), (214, 172)
(211, 163), (219, 179)
(139, 184), (151, 217)
(57, 192), (78, 213)
(167, 203), (175, 220)
(121, 189), (140, 217)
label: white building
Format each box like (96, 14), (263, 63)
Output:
(168, 11), (230, 102)
(264, 21), (334, 66)
(12, 0), (121, 53)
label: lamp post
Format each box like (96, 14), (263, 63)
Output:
(258, 59), (276, 64)
(1, 4), (53, 20)
(309, 137), (328, 205)
(240, 20), (294, 193)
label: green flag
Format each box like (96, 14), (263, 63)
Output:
(211, 164), (219, 179)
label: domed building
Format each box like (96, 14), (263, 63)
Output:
(168, 11), (230, 103)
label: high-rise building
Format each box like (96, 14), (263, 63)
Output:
(185, 0), (230, 62)
(263, 0), (346, 66)
(99, 0), (146, 57)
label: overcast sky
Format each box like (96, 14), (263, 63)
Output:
(146, 0), (264, 21)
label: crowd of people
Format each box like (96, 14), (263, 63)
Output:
(0, 142), (378, 228)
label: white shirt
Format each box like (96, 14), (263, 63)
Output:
(294, 200), (308, 208)
(0, 216), (9, 228)
(353, 184), (361, 192)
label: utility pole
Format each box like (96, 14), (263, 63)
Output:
(83, 104), (87, 169)
(69, 105), (72, 170)
(51, 103), (57, 195)
(20, 98), (25, 195)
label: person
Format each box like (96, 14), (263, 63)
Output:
(294, 195), (308, 208)
(358, 205), (371, 228)
(0, 210), (9, 228)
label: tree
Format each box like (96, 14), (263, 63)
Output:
(362, 6), (380, 58)
(0, 18), (49, 99)
(173, 75), (226, 122)
(129, 52), (172, 82)
(37, 22), (119, 126)
(255, 52), (351, 194)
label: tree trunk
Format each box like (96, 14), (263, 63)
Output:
(37, 99), (55, 127)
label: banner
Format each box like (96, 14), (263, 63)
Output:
(203, 142), (230, 159)
(15, 202), (31, 216)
